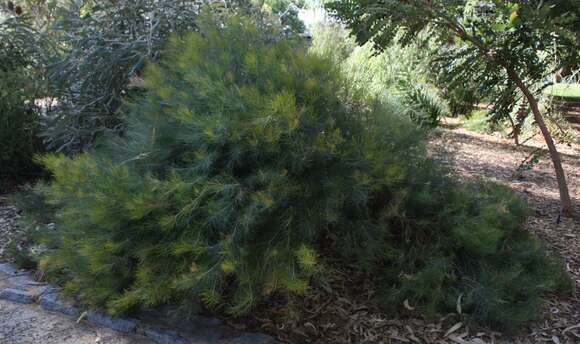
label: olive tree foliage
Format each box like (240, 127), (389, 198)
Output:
(0, 5), (55, 185)
(5, 0), (65, 29)
(41, 0), (208, 153)
(327, 0), (579, 216)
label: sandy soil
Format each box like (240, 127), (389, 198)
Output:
(0, 300), (152, 344)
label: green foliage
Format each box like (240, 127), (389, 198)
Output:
(309, 23), (447, 127)
(6, 240), (37, 270)
(397, 77), (447, 127)
(41, 0), (205, 153)
(8, 182), (59, 269)
(19, 16), (571, 332)
(445, 87), (479, 116)
(430, 47), (482, 116)
(545, 83), (580, 99)
(463, 100), (576, 144)
(0, 73), (42, 186)
(31, 16), (391, 315)
(256, 0), (305, 34)
(40, 0), (307, 154)
(0, 12), (49, 187)
(380, 182), (572, 331)
(308, 23), (356, 65)
(462, 110), (501, 134)
(327, 0), (579, 132)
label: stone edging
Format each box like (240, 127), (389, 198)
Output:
(0, 263), (281, 344)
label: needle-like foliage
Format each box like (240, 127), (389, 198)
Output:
(18, 15), (571, 332)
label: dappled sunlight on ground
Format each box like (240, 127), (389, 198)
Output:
(430, 119), (580, 344)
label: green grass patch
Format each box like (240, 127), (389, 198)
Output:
(463, 110), (492, 132)
(462, 110), (508, 135)
(544, 84), (580, 99)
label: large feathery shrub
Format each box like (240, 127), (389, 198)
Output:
(18, 16), (571, 333)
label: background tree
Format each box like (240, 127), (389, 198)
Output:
(0, 4), (54, 189)
(255, 0), (306, 33)
(40, 0), (206, 153)
(545, 0), (579, 82)
(32, 0), (306, 154)
(327, 0), (579, 216)
(309, 23), (449, 127)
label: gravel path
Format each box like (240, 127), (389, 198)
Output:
(0, 300), (153, 344)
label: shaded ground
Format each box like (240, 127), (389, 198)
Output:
(1, 121), (579, 343)
(0, 200), (24, 261)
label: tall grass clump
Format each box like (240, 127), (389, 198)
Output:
(17, 16), (571, 333)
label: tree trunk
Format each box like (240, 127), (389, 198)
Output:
(507, 69), (574, 217)
(437, 12), (574, 216)
(507, 114), (519, 145)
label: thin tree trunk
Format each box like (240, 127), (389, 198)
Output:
(420, 7), (575, 216)
(507, 69), (574, 217)
(506, 114), (519, 145)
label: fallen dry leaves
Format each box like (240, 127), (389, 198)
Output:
(232, 120), (580, 343)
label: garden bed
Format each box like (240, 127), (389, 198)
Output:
(1, 122), (579, 343)
(230, 120), (580, 344)
(0, 120), (580, 343)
